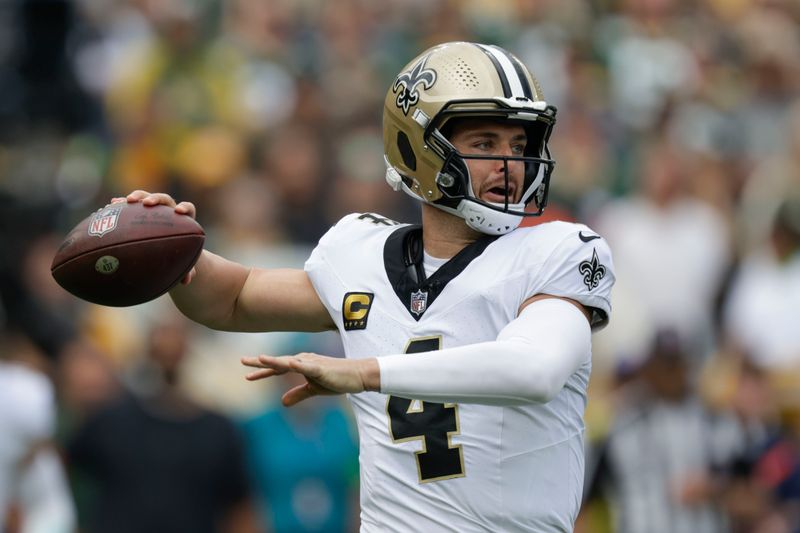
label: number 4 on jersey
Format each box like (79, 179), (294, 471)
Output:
(387, 336), (465, 483)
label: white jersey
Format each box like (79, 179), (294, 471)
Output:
(305, 213), (615, 532)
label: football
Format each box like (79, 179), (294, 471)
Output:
(51, 202), (205, 307)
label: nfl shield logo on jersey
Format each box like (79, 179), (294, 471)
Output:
(88, 205), (122, 237)
(410, 289), (428, 316)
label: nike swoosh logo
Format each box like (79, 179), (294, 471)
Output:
(578, 231), (601, 243)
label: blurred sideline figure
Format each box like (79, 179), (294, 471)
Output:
(0, 331), (76, 533)
(241, 371), (359, 532)
(239, 331), (359, 533)
(723, 195), (800, 370)
(583, 330), (745, 533)
(593, 139), (729, 367)
(717, 358), (800, 532)
(65, 314), (258, 533)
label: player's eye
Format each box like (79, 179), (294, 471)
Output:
(511, 143), (526, 155)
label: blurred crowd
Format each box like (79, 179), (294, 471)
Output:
(1, 0), (800, 531)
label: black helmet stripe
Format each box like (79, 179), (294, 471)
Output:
(498, 48), (534, 100)
(474, 43), (512, 98)
(475, 44), (532, 99)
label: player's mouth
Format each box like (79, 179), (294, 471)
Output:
(482, 181), (518, 204)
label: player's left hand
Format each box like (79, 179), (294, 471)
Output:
(241, 353), (379, 406)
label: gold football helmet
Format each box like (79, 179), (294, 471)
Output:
(383, 41), (557, 234)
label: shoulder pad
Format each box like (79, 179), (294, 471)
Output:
(528, 222), (616, 330)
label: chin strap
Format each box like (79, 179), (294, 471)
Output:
(458, 201), (524, 235)
(385, 156), (527, 236)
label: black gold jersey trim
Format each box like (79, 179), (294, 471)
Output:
(383, 225), (498, 320)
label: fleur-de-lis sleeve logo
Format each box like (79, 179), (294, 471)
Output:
(392, 56), (437, 115)
(578, 249), (606, 291)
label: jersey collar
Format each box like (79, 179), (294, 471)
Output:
(383, 225), (498, 321)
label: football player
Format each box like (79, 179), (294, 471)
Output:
(123, 41), (615, 532)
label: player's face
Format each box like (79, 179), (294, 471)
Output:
(448, 119), (527, 204)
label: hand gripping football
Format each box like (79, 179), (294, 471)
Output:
(51, 202), (205, 307)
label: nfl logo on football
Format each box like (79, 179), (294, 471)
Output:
(88, 205), (122, 237)
(410, 289), (428, 316)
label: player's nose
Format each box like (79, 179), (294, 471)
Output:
(492, 150), (522, 175)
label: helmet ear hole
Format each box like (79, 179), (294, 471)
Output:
(439, 150), (470, 198)
(397, 131), (416, 171)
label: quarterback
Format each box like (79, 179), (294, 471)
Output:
(124, 42), (615, 532)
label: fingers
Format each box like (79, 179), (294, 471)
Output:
(174, 201), (196, 217)
(124, 190), (154, 203)
(240, 355), (293, 380)
(110, 190), (197, 219)
(241, 355), (282, 369)
(240, 354), (327, 405)
(282, 383), (316, 407)
(140, 192), (176, 208)
(258, 354), (296, 372)
(244, 368), (280, 381)
(241, 356), (268, 368)
(180, 267), (197, 285)
(288, 356), (322, 379)
(241, 355), (287, 381)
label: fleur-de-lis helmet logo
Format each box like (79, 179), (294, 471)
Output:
(578, 249), (607, 291)
(393, 55), (437, 115)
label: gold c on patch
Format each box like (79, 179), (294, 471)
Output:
(342, 292), (374, 331)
